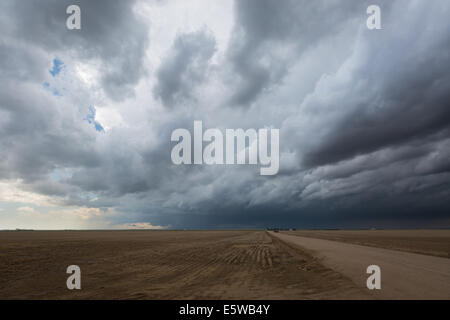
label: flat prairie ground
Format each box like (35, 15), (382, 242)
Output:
(0, 230), (364, 299)
(0, 230), (448, 299)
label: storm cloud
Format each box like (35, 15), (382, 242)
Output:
(0, 0), (449, 229)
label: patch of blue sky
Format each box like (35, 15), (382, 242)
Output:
(49, 58), (64, 77)
(84, 106), (105, 132)
(49, 171), (60, 182)
(50, 168), (74, 182)
(42, 82), (63, 97)
(52, 88), (62, 96)
(78, 191), (99, 203)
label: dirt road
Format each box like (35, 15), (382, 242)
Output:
(270, 232), (450, 299)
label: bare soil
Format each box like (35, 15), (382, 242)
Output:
(0, 230), (365, 299)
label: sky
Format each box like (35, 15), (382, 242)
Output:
(0, 0), (449, 230)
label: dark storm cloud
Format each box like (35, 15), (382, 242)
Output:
(0, 82), (102, 182)
(0, 44), (49, 82)
(302, 19), (450, 167)
(153, 30), (216, 107)
(156, 0), (450, 227)
(0, 0), (148, 187)
(1, 0), (449, 228)
(1, 0), (149, 100)
(225, 0), (380, 107)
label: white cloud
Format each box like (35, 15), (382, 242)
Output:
(0, 181), (56, 207)
(113, 222), (168, 230)
(17, 206), (37, 214)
